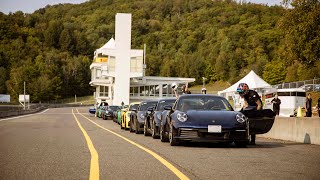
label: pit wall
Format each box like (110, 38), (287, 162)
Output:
(258, 117), (320, 145)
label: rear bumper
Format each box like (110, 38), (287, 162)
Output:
(175, 128), (249, 142)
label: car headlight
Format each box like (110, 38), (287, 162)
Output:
(177, 112), (188, 122)
(236, 114), (247, 123)
(156, 113), (161, 120)
(140, 113), (145, 119)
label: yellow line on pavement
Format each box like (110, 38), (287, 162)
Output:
(72, 109), (99, 180)
(77, 109), (189, 180)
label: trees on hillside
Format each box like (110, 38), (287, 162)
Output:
(0, 0), (319, 102)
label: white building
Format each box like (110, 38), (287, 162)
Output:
(89, 13), (195, 105)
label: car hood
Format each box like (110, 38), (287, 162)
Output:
(175, 110), (242, 126)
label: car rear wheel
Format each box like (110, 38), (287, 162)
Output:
(152, 120), (159, 139)
(135, 119), (140, 134)
(169, 123), (179, 146)
(129, 120), (134, 132)
(160, 123), (168, 142)
(144, 119), (151, 136)
(121, 118), (124, 129)
(124, 120), (127, 130)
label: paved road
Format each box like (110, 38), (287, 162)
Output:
(0, 107), (319, 180)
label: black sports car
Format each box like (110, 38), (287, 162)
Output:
(102, 106), (121, 120)
(160, 94), (250, 147)
(144, 98), (176, 138)
(130, 101), (158, 134)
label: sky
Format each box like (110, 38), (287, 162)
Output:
(0, 0), (283, 14)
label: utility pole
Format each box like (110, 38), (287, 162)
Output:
(202, 77), (207, 88)
(24, 81), (26, 110)
(143, 43), (146, 76)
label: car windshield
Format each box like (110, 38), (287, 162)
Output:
(109, 106), (119, 111)
(139, 102), (157, 111)
(176, 96), (233, 112)
(129, 104), (139, 111)
(156, 100), (176, 111)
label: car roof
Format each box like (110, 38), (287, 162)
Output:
(179, 94), (223, 99)
(158, 98), (176, 102)
(140, 100), (158, 104)
(129, 102), (140, 105)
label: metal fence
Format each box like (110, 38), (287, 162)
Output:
(272, 78), (320, 92)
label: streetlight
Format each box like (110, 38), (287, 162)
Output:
(202, 77), (207, 94)
(202, 77), (207, 88)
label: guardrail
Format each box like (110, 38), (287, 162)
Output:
(0, 103), (88, 119)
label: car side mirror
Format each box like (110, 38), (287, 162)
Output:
(163, 105), (172, 111)
(147, 106), (154, 112)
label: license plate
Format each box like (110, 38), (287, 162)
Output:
(208, 125), (221, 133)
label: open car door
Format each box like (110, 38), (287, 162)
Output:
(242, 107), (275, 135)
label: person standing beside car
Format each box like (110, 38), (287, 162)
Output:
(237, 83), (262, 145)
(305, 93), (312, 117)
(271, 94), (281, 116)
(317, 97), (320, 117)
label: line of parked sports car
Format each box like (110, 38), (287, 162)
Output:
(90, 94), (275, 147)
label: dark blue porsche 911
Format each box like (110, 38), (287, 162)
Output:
(160, 94), (250, 147)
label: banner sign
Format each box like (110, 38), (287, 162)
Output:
(19, 95), (30, 102)
(0, 94), (10, 103)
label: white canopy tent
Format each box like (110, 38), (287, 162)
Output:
(218, 70), (272, 110)
(94, 38), (116, 58)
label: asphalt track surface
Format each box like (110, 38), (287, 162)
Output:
(0, 107), (319, 180)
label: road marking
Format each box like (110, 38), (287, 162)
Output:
(0, 109), (49, 122)
(76, 109), (190, 180)
(72, 109), (99, 180)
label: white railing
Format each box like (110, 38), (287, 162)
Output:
(273, 78), (320, 91)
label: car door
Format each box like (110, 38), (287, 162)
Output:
(242, 108), (275, 134)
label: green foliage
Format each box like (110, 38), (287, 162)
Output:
(279, 0), (320, 66)
(262, 60), (287, 85)
(1, 0), (319, 102)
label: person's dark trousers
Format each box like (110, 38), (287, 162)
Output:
(306, 109), (312, 117)
(250, 134), (256, 145)
(318, 110), (320, 117)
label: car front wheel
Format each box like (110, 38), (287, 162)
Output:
(169, 123), (179, 146)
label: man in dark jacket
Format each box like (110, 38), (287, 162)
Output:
(305, 93), (312, 117)
(237, 83), (262, 145)
(271, 94), (281, 116)
(317, 97), (320, 117)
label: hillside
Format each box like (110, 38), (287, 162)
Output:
(0, 0), (319, 102)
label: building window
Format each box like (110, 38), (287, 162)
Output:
(140, 86), (145, 96)
(130, 56), (143, 73)
(134, 87), (139, 96)
(99, 86), (109, 97)
(130, 87), (134, 96)
(96, 69), (101, 79)
(109, 56), (115, 72)
(162, 84), (174, 97)
(155, 85), (160, 97)
(145, 86), (150, 96)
